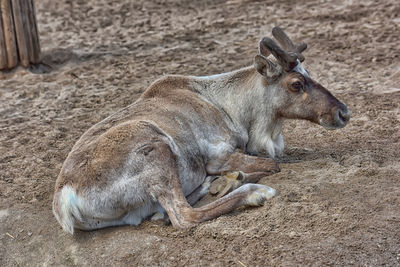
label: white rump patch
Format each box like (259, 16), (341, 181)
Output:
(53, 186), (83, 234)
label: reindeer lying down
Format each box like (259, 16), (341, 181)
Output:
(53, 27), (350, 234)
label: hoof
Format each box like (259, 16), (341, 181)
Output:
(209, 171), (243, 198)
(246, 185), (276, 206)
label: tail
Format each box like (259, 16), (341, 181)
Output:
(52, 186), (83, 235)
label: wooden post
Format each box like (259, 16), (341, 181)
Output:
(0, 9), (8, 69)
(1, 0), (18, 69)
(0, 0), (41, 71)
(27, 0), (40, 64)
(12, 0), (29, 67)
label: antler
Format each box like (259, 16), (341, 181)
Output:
(259, 27), (308, 71)
(272, 26), (307, 62)
(260, 37), (298, 71)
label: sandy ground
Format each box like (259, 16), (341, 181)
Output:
(1, 0), (400, 265)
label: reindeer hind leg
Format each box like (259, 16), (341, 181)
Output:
(185, 175), (218, 206)
(158, 181), (276, 229)
(146, 137), (277, 228)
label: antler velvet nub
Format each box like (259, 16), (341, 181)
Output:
(272, 26), (307, 63)
(260, 37), (298, 71)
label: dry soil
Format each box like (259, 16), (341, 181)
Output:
(1, 0), (399, 266)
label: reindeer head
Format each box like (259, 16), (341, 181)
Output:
(254, 27), (350, 130)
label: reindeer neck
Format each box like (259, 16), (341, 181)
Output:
(193, 66), (283, 156)
(194, 66), (255, 125)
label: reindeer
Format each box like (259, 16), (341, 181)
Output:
(53, 27), (350, 234)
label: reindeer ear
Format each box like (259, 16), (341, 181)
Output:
(254, 55), (281, 80)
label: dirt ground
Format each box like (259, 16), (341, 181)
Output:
(1, 0), (399, 265)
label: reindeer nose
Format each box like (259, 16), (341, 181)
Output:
(336, 107), (350, 126)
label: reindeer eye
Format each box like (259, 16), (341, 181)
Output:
(290, 81), (303, 92)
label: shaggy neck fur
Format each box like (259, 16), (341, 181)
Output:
(195, 66), (284, 158)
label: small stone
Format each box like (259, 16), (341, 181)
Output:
(289, 231), (297, 238)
